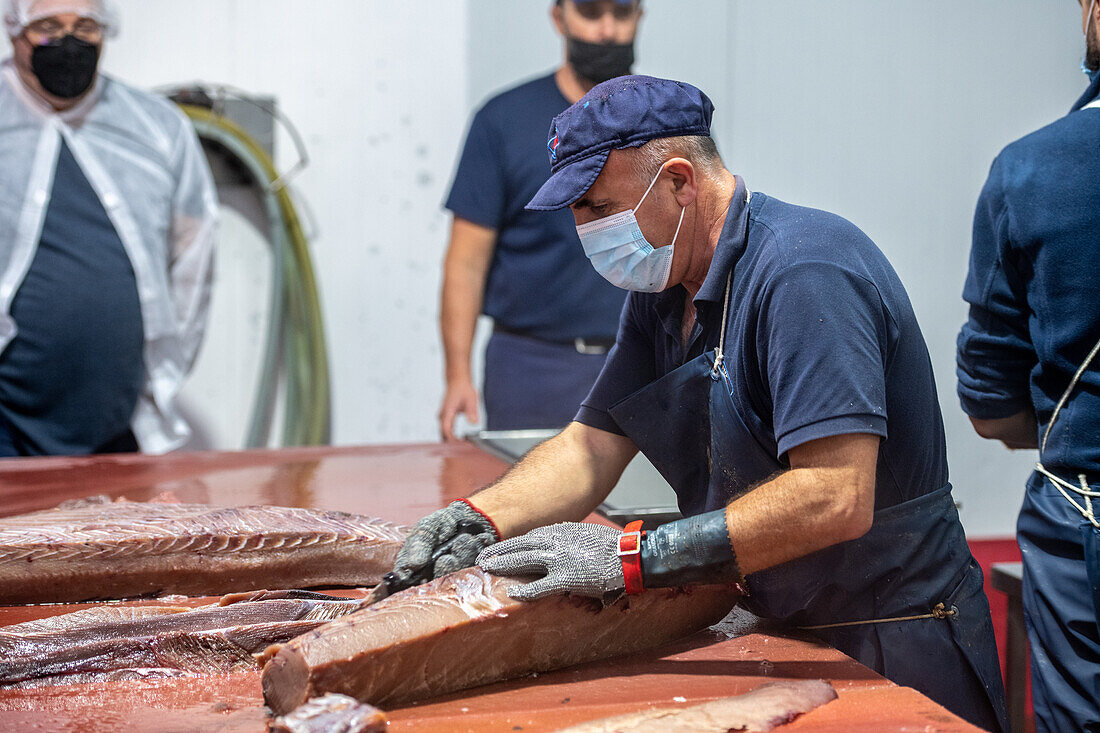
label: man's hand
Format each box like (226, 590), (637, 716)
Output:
(438, 379), (480, 442)
(390, 501), (499, 588)
(477, 522), (625, 602)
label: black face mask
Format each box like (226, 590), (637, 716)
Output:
(566, 37), (634, 85)
(30, 35), (100, 99)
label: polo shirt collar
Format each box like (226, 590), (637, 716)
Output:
(651, 175), (751, 345)
(1071, 72), (1100, 113)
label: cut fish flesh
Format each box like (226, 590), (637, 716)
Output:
(261, 567), (740, 712)
(0, 502), (405, 603)
(0, 592), (365, 687)
(271, 693), (387, 733)
(553, 679), (838, 732)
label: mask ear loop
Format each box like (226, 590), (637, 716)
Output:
(637, 162), (688, 248)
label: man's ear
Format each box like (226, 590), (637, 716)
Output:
(664, 158), (698, 208)
(551, 2), (566, 37)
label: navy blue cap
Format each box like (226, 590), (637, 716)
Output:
(527, 75), (714, 211)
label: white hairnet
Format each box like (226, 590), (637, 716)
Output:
(4, 0), (118, 38)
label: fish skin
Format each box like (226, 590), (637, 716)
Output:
(552, 680), (839, 732)
(261, 567), (741, 713)
(0, 502), (406, 603)
(271, 693), (387, 733)
(0, 596), (365, 687)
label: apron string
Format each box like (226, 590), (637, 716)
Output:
(1036, 333), (1100, 528)
(710, 189), (751, 377)
(711, 270), (733, 377)
(798, 602), (957, 631)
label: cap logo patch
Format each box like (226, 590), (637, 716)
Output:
(548, 130), (561, 161)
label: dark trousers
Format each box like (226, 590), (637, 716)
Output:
(483, 330), (609, 431)
(1018, 474), (1100, 733)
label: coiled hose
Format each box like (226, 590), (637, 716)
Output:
(178, 104), (331, 447)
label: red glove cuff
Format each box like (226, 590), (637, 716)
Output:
(618, 520), (645, 595)
(458, 498), (502, 541)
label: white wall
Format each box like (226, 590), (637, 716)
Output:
(94, 1), (1086, 536)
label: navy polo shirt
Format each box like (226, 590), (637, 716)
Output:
(957, 79), (1100, 479)
(579, 179), (949, 509)
(445, 73), (627, 341)
(0, 140), (144, 455)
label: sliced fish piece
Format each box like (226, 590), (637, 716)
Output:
(0, 502), (406, 603)
(261, 567), (741, 713)
(0, 595), (365, 687)
(553, 680), (839, 732)
(271, 693), (388, 733)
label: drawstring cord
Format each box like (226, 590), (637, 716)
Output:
(799, 602), (957, 631)
(1036, 334), (1100, 529)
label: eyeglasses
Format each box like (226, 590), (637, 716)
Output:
(24, 17), (104, 45)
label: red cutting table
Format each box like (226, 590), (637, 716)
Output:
(0, 443), (985, 732)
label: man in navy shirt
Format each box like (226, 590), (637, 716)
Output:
(438, 0), (642, 440)
(395, 76), (1007, 731)
(957, 2), (1100, 729)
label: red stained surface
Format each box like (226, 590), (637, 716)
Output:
(0, 444), (987, 731)
(0, 443), (511, 525)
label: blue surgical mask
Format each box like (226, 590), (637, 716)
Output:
(1083, 59), (1099, 83)
(1085, 0), (1099, 82)
(575, 165), (685, 293)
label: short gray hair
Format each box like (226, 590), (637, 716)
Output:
(630, 135), (723, 183)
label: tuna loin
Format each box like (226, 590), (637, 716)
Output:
(271, 693), (387, 733)
(0, 592), (366, 687)
(0, 502), (406, 603)
(261, 567), (741, 712)
(553, 680), (839, 732)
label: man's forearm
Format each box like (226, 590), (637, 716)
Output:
(440, 218), (495, 383)
(469, 423), (637, 538)
(440, 264), (484, 384)
(723, 433), (879, 576)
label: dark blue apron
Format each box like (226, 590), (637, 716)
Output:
(609, 267), (1007, 732)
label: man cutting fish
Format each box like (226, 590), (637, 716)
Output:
(390, 75), (1007, 732)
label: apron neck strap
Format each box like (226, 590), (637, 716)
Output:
(1041, 334), (1100, 455)
(710, 189), (750, 377)
(711, 270), (734, 376)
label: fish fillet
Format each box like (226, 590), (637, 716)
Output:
(553, 680), (838, 732)
(0, 593), (365, 687)
(271, 693), (388, 733)
(261, 567), (741, 713)
(0, 502), (406, 603)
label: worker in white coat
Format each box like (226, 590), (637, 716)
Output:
(0, 0), (218, 456)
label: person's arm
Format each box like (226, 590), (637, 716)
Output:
(478, 431), (877, 601)
(957, 156), (1037, 441)
(438, 216), (495, 441)
(968, 411), (1038, 450)
(722, 432), (877, 574)
(469, 420), (639, 537)
(388, 421), (637, 588)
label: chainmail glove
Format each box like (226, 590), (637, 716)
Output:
(390, 500), (498, 588)
(477, 522), (625, 603)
